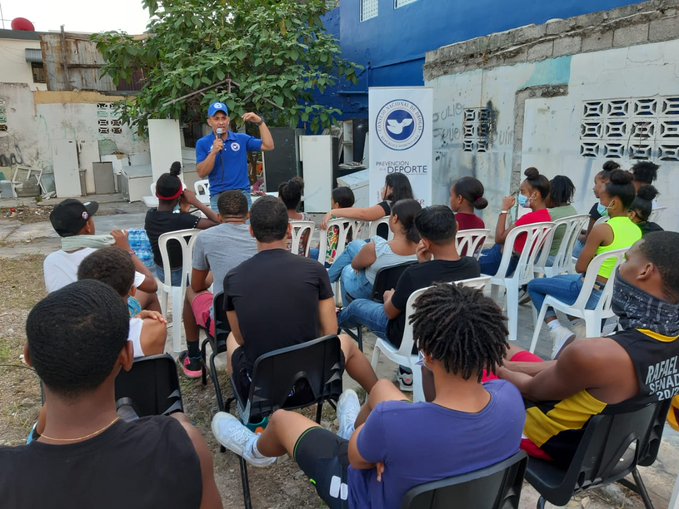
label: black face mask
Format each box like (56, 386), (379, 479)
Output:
(611, 268), (679, 337)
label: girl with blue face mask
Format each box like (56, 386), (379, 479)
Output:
(527, 169), (642, 357)
(478, 167), (552, 277)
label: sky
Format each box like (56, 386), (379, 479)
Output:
(0, 0), (150, 34)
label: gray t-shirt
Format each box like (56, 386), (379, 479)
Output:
(192, 223), (258, 296)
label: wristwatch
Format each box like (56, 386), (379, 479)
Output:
(254, 116), (264, 126)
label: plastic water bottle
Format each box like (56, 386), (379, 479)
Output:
(128, 228), (155, 269)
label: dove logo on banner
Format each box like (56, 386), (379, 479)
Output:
(375, 99), (424, 151)
(369, 88), (433, 205)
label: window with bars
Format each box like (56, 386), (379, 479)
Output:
(579, 96), (679, 161)
(360, 0), (378, 21)
(462, 107), (492, 153)
(395, 0), (417, 7)
(31, 62), (46, 84)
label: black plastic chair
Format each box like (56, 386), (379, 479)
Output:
(114, 354), (183, 417)
(199, 292), (229, 411)
(526, 399), (672, 509)
(342, 261), (416, 350)
(224, 334), (344, 509)
(402, 451), (527, 509)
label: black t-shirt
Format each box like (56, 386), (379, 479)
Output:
(588, 202), (601, 221)
(387, 257), (481, 346)
(377, 200), (392, 215)
(376, 200), (392, 239)
(640, 221), (663, 236)
(0, 416), (202, 509)
(224, 249), (334, 369)
(144, 208), (200, 267)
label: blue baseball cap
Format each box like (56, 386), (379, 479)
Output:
(208, 102), (229, 117)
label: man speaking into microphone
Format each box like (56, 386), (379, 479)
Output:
(196, 102), (274, 210)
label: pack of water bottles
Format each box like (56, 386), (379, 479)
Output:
(127, 229), (155, 269)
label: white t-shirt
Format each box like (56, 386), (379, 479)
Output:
(43, 248), (146, 292)
(128, 317), (144, 358)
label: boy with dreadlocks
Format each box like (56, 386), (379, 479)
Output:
(212, 283), (525, 508)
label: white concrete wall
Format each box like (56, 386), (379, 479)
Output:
(0, 84), (149, 195)
(0, 38), (47, 91)
(427, 39), (679, 232)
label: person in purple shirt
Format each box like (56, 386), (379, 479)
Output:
(211, 283), (525, 508)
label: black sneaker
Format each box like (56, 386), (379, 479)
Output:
(179, 351), (202, 379)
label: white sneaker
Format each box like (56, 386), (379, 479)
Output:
(337, 389), (360, 440)
(550, 325), (575, 359)
(211, 412), (276, 467)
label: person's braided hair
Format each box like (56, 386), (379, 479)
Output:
(412, 283), (508, 382)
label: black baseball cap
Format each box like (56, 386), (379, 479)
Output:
(49, 199), (99, 237)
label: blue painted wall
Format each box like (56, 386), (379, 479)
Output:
(323, 0), (646, 119)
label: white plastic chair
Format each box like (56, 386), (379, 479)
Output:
(194, 179), (210, 205)
(648, 205), (666, 224)
(371, 276), (491, 402)
(528, 248), (627, 354)
(368, 216), (393, 240)
(455, 228), (490, 259)
(320, 218), (361, 307)
(484, 222), (554, 342)
(157, 228), (201, 353)
(318, 218), (360, 266)
(535, 214), (590, 277)
(289, 220), (315, 257)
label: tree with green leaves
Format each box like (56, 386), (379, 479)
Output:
(93, 0), (360, 135)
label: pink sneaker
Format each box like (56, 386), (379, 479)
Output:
(179, 351), (202, 379)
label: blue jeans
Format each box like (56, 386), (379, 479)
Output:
(479, 244), (518, 276)
(572, 239), (585, 259)
(210, 189), (252, 211)
(155, 264), (184, 287)
(339, 299), (388, 338)
(328, 240), (366, 282)
(527, 274), (602, 320)
(340, 264), (372, 303)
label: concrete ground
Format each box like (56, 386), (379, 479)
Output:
(1, 194), (677, 508)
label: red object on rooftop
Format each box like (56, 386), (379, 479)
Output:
(11, 17), (35, 32)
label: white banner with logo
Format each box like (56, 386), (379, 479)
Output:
(368, 87), (433, 206)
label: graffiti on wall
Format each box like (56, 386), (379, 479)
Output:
(433, 99), (513, 149)
(0, 143), (24, 167)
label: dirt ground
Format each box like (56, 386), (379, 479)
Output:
(0, 254), (328, 508)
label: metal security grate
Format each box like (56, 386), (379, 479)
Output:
(361, 0), (378, 21)
(579, 95), (679, 161)
(395, 0), (417, 7)
(462, 107), (492, 153)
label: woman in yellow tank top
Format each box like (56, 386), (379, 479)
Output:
(527, 169), (641, 357)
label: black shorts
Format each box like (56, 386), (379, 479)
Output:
(294, 427), (350, 509)
(231, 347), (252, 403)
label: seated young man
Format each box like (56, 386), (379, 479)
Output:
(224, 196), (378, 401)
(338, 205), (480, 387)
(180, 190), (258, 378)
(498, 231), (679, 467)
(43, 198), (160, 312)
(212, 283), (525, 508)
(0, 280), (222, 509)
(78, 246), (167, 358)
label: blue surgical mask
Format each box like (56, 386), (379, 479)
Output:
(518, 194), (530, 208)
(597, 201), (611, 217)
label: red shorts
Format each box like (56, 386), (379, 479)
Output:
(191, 292), (215, 337)
(482, 350), (543, 383)
(482, 350), (555, 462)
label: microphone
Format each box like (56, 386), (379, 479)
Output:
(216, 128), (224, 137)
